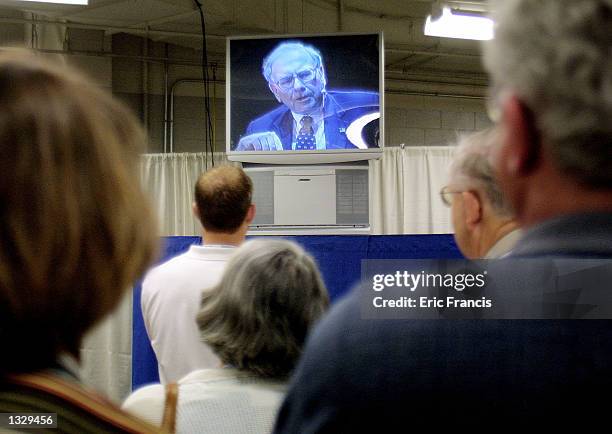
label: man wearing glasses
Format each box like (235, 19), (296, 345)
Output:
(235, 42), (379, 151)
(441, 128), (521, 259)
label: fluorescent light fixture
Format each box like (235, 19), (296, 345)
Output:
(424, 7), (493, 40)
(19, 0), (88, 4)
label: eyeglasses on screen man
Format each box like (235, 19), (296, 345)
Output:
(274, 68), (318, 91)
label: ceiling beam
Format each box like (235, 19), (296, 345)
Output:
(59, 0), (131, 18)
(104, 9), (199, 36)
(387, 45), (481, 59)
(136, 9), (197, 27)
(0, 16), (225, 39)
(386, 54), (417, 69)
(0, 16), (482, 62)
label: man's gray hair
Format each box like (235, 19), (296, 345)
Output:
(262, 42), (324, 83)
(483, 0), (612, 187)
(450, 128), (514, 217)
(196, 239), (329, 379)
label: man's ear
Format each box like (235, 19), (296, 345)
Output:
(245, 203), (256, 224)
(500, 95), (541, 176)
(268, 82), (282, 103)
(461, 191), (482, 230)
(192, 201), (200, 219)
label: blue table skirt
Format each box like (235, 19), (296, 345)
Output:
(132, 234), (462, 389)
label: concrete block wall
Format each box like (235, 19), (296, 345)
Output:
(110, 33), (226, 153)
(384, 94), (492, 147)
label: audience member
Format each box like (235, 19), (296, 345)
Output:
(273, 0), (612, 431)
(141, 165), (255, 384)
(442, 128), (521, 258)
(124, 239), (329, 434)
(0, 51), (160, 433)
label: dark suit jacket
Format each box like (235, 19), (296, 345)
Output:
(244, 90), (379, 150)
(273, 213), (612, 432)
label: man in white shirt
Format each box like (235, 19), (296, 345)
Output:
(440, 128), (522, 259)
(141, 165), (255, 383)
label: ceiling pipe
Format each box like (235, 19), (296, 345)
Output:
(32, 48), (485, 90)
(0, 17), (483, 61)
(142, 26), (149, 132)
(33, 47), (486, 83)
(32, 47), (223, 66)
(0, 16), (226, 39)
(386, 46), (481, 60)
(163, 43), (170, 153)
(385, 88), (484, 99)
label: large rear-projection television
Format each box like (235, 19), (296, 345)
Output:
(226, 32), (384, 164)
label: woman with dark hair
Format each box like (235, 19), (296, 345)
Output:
(124, 239), (329, 433)
(0, 51), (160, 433)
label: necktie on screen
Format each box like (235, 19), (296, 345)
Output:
(296, 116), (316, 150)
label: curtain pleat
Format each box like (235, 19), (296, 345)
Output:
(140, 148), (454, 236)
(369, 146), (454, 234)
(140, 152), (239, 236)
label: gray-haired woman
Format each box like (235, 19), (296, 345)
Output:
(123, 239), (329, 433)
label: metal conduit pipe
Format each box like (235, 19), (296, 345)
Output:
(168, 78), (221, 152)
(0, 17), (484, 61)
(35, 47), (484, 86)
(0, 16), (226, 40)
(142, 27), (149, 133)
(385, 89), (485, 99)
(32, 47), (220, 67)
(163, 43), (169, 153)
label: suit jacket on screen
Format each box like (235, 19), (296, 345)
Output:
(243, 90), (379, 150)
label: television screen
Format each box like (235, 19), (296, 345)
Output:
(226, 33), (383, 164)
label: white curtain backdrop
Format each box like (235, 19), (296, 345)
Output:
(140, 152), (239, 236)
(138, 147), (455, 236)
(80, 291), (133, 403)
(81, 146), (455, 402)
(370, 146), (455, 234)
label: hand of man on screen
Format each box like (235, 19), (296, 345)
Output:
(235, 131), (284, 151)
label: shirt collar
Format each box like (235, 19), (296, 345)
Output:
(484, 229), (523, 259)
(179, 368), (287, 390)
(187, 244), (236, 261)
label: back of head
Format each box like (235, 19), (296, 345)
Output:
(0, 51), (158, 375)
(450, 128), (514, 217)
(196, 239), (329, 379)
(194, 165), (253, 233)
(484, 0), (612, 188)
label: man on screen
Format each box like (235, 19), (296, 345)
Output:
(235, 42), (379, 151)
